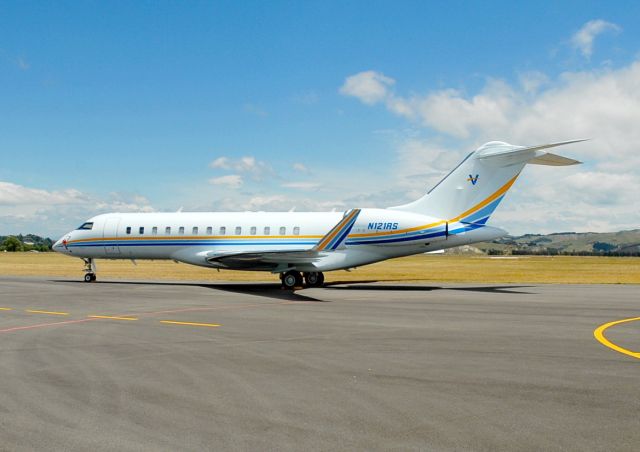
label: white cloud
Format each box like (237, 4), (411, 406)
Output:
(292, 162), (308, 173)
(94, 193), (155, 213)
(0, 181), (88, 205)
(244, 195), (290, 210)
(208, 174), (243, 189)
(282, 181), (321, 190)
(0, 182), (155, 237)
(209, 157), (230, 169)
(209, 155), (273, 179)
(339, 70), (395, 105)
(341, 58), (640, 233)
(519, 71), (549, 94)
(571, 19), (621, 58)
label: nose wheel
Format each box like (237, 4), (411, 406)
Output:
(83, 258), (97, 282)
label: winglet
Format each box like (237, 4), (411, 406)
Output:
(313, 209), (361, 251)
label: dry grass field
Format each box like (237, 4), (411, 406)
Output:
(1, 252), (639, 284)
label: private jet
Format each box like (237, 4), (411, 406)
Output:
(53, 140), (583, 288)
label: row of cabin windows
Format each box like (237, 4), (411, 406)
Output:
(124, 226), (301, 236)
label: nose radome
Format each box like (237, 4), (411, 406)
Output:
(53, 237), (68, 253)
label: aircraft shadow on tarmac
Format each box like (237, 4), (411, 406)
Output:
(324, 282), (536, 295)
(52, 279), (324, 302)
(52, 279), (536, 302)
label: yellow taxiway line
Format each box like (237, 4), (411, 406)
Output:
(593, 317), (640, 360)
(1, 307), (220, 329)
(25, 310), (69, 316)
(159, 320), (221, 328)
(88, 315), (138, 321)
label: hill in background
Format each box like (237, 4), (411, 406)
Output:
(473, 229), (640, 256)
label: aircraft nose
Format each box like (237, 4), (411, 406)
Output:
(52, 236), (69, 253)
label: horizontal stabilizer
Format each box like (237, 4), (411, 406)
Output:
(528, 152), (581, 166)
(476, 139), (585, 167)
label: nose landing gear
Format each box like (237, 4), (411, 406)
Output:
(280, 270), (324, 289)
(83, 258), (97, 282)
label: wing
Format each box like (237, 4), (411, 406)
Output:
(205, 209), (361, 270)
(206, 249), (325, 270)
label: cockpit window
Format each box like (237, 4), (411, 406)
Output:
(77, 222), (94, 230)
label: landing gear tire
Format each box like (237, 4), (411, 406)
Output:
(281, 271), (303, 289)
(84, 273), (96, 283)
(304, 272), (324, 287)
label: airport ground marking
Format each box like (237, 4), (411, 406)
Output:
(593, 317), (640, 360)
(0, 318), (98, 333)
(0, 306), (221, 332)
(88, 315), (138, 321)
(160, 320), (221, 328)
(26, 309), (69, 316)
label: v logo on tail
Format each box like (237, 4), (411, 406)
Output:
(467, 174), (479, 185)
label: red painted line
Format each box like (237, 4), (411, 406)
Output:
(0, 300), (305, 335)
(0, 317), (98, 334)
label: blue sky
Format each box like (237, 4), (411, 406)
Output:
(2, 1), (640, 237)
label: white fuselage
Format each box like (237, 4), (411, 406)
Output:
(52, 140), (584, 278)
(53, 209), (504, 273)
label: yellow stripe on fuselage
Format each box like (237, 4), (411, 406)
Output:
(350, 174), (519, 238)
(316, 209), (359, 251)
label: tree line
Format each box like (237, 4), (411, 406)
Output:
(0, 235), (53, 252)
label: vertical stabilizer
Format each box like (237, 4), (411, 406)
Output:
(390, 140), (583, 224)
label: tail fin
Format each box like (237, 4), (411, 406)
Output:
(390, 140), (584, 223)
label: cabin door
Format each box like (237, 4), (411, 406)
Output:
(103, 218), (121, 255)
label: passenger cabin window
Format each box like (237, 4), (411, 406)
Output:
(192, 226), (198, 235)
(77, 222), (94, 230)
(165, 226), (171, 235)
(293, 226), (300, 236)
(279, 226), (286, 235)
(264, 226), (270, 235)
(235, 226), (241, 235)
(152, 227), (158, 235)
(250, 226), (256, 235)
(206, 226), (212, 235)
(179, 226), (184, 234)
(219, 226), (226, 235)
(139, 227), (145, 234)
(126, 227), (132, 235)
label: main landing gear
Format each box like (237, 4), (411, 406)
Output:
(83, 258), (97, 283)
(280, 271), (325, 289)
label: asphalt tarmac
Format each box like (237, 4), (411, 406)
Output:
(0, 276), (638, 451)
